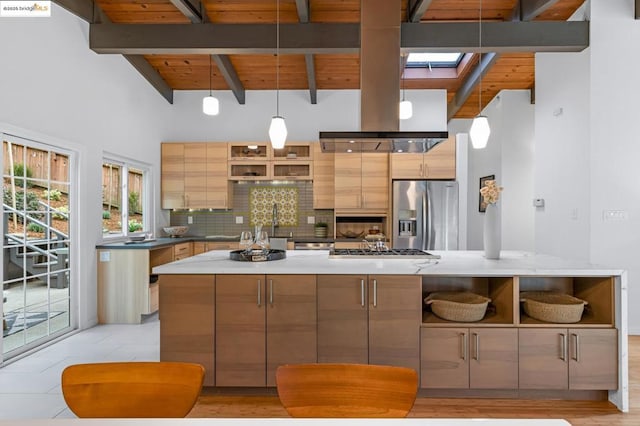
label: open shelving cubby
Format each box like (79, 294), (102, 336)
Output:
(517, 276), (615, 327)
(421, 276), (515, 327)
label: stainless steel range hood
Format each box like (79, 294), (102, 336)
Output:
(319, 0), (448, 153)
(319, 131), (449, 153)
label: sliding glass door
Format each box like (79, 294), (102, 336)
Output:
(2, 134), (74, 357)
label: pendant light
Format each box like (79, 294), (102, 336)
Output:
(202, 55), (219, 116)
(469, 0), (490, 149)
(399, 63), (413, 120)
(268, 0), (287, 149)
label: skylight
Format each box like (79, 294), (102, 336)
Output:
(406, 53), (464, 68)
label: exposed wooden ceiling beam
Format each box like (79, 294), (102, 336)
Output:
(52, 0), (174, 104)
(124, 55), (174, 103)
(637, 0), (640, 19)
(447, 53), (499, 121)
(212, 55), (246, 104)
(90, 21), (589, 55)
(168, 0), (203, 23)
(305, 54), (317, 104)
(408, 0), (434, 23)
(295, 0), (310, 23)
(294, 0), (316, 104)
(520, 0), (561, 22)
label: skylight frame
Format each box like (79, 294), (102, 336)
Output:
(406, 52), (464, 69)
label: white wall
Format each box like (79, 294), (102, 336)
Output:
(0, 5), (172, 328)
(451, 90), (534, 251)
(588, 0), (640, 332)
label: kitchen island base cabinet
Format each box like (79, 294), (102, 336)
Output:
(421, 328), (518, 390)
(215, 274), (317, 387)
(317, 275), (421, 372)
(519, 328), (618, 390)
(159, 274), (215, 386)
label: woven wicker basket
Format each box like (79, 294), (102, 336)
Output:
(424, 292), (491, 322)
(520, 291), (587, 323)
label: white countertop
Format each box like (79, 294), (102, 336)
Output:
(152, 250), (623, 277)
(0, 419), (572, 426)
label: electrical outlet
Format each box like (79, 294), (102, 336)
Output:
(603, 210), (628, 221)
(187, 216), (193, 224)
(307, 216), (315, 224)
(235, 216), (244, 224)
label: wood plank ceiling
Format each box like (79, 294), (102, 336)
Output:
(92, 0), (587, 119)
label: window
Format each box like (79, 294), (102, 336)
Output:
(102, 156), (151, 237)
(406, 52), (464, 68)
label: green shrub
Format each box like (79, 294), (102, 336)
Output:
(102, 210), (111, 219)
(52, 206), (69, 220)
(27, 222), (44, 233)
(128, 219), (143, 232)
(44, 189), (62, 201)
(128, 191), (140, 214)
(12, 163), (33, 187)
(3, 186), (42, 222)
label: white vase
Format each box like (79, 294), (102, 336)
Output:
(483, 203), (501, 259)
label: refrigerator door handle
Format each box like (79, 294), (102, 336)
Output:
(421, 190), (427, 251)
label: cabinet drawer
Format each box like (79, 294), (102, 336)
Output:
(173, 242), (192, 260)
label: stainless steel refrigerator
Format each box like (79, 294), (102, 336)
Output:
(392, 180), (459, 250)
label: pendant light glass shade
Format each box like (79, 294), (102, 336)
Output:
(269, 116), (287, 149)
(202, 95), (219, 116)
(202, 55), (219, 116)
(469, 115), (490, 149)
(399, 100), (413, 120)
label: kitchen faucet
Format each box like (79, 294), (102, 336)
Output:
(271, 203), (278, 237)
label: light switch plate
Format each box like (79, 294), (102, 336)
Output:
(187, 216), (193, 224)
(235, 216), (244, 224)
(603, 210), (628, 221)
(307, 216), (315, 224)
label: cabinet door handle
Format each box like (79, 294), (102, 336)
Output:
(460, 333), (467, 361)
(257, 279), (261, 307)
(560, 333), (567, 361)
(360, 279), (365, 307)
(571, 333), (580, 362)
(472, 332), (479, 360)
(269, 279), (274, 305)
(373, 279), (377, 307)
(419, 163), (423, 177)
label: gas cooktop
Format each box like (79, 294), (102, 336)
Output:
(329, 248), (441, 259)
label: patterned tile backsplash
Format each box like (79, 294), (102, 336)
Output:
(249, 186), (298, 227)
(169, 181), (334, 238)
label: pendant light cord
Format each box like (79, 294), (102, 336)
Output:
(478, 0), (482, 114)
(276, 0), (280, 117)
(209, 55), (212, 97)
(402, 59), (406, 102)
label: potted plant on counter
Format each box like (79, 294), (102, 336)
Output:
(314, 222), (328, 238)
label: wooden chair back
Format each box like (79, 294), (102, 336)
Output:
(61, 361), (204, 418)
(275, 363), (418, 418)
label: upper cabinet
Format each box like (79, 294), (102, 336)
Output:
(312, 143), (334, 209)
(334, 152), (389, 212)
(390, 136), (456, 179)
(228, 142), (313, 181)
(161, 142), (231, 209)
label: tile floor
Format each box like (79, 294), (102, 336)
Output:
(0, 314), (159, 419)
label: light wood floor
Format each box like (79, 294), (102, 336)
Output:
(188, 336), (640, 425)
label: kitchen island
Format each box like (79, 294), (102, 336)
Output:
(152, 250), (628, 412)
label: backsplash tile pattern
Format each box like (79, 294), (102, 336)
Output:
(249, 186), (298, 227)
(169, 181), (334, 239)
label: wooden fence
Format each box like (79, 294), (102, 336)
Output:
(102, 164), (143, 213)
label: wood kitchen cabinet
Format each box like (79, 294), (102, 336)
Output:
(159, 274), (215, 386)
(317, 274), (421, 371)
(193, 241), (239, 254)
(334, 153), (389, 212)
(390, 136), (456, 179)
(215, 274), (316, 387)
(161, 143), (231, 209)
(420, 327), (518, 389)
(312, 142), (334, 209)
(519, 328), (617, 390)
